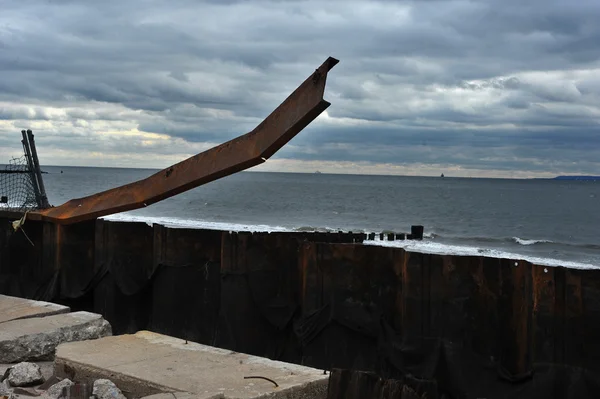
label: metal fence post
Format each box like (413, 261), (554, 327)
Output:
(27, 130), (50, 208)
(21, 129), (43, 208)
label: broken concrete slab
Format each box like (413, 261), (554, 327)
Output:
(7, 363), (44, 387)
(55, 331), (329, 399)
(0, 296), (69, 325)
(0, 312), (112, 363)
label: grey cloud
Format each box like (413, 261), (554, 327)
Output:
(0, 106), (56, 121)
(169, 71), (190, 83)
(0, 0), (599, 175)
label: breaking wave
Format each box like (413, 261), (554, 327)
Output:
(364, 239), (599, 270)
(512, 237), (553, 246)
(100, 214), (599, 270)
(102, 214), (291, 232)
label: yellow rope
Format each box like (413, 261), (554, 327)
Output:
(12, 211), (27, 231)
(12, 211), (34, 246)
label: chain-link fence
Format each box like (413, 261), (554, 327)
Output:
(0, 156), (40, 210)
(0, 130), (50, 211)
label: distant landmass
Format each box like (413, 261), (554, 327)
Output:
(554, 175), (600, 181)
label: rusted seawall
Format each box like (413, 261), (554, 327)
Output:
(1, 217), (599, 397)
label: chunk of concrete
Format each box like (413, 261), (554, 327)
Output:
(0, 295), (69, 324)
(7, 362), (44, 387)
(0, 312), (112, 363)
(55, 331), (328, 399)
(0, 380), (12, 396)
(93, 379), (126, 399)
(42, 378), (73, 399)
(0, 362), (54, 385)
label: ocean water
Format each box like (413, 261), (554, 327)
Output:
(40, 165), (600, 269)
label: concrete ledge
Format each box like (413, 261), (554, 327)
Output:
(0, 311), (112, 363)
(0, 295), (69, 324)
(55, 331), (329, 399)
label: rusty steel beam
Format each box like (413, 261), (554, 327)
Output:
(30, 57), (339, 225)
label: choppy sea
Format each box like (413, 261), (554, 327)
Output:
(37, 166), (600, 269)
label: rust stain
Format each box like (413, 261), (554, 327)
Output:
(472, 258), (496, 300)
(565, 270), (583, 316)
(30, 57), (339, 225)
(442, 256), (455, 276)
(531, 264), (553, 314)
(55, 224), (62, 272)
(399, 250), (411, 332)
(391, 248), (405, 278)
(298, 242), (313, 311)
(532, 266), (541, 314)
(508, 261), (532, 374)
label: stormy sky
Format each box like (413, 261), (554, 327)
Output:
(1, 0), (599, 177)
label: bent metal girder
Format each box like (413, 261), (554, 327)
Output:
(29, 57), (339, 225)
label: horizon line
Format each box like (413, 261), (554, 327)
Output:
(35, 164), (577, 180)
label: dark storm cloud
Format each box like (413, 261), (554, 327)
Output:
(1, 0), (599, 175)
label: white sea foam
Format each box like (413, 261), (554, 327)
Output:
(102, 213), (355, 233)
(513, 237), (553, 246)
(100, 214), (599, 270)
(364, 239), (600, 270)
(101, 213), (292, 232)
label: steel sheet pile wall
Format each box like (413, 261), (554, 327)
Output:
(1, 217), (599, 398)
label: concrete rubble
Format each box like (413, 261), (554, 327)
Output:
(0, 375), (81, 399)
(0, 295), (330, 399)
(1, 363), (54, 386)
(6, 363), (44, 387)
(0, 376), (166, 399)
(0, 380), (12, 397)
(93, 379), (127, 399)
(0, 311), (112, 363)
(42, 378), (74, 399)
(0, 295), (113, 398)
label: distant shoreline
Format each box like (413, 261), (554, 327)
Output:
(554, 176), (600, 181)
(24, 165), (600, 180)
